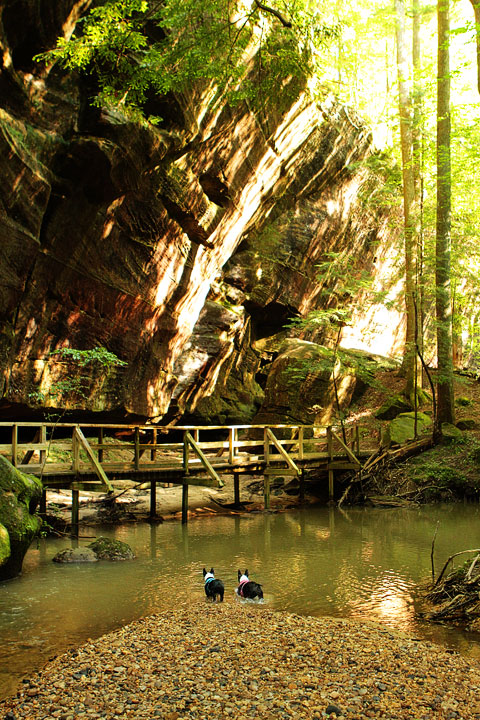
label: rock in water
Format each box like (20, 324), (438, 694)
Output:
(88, 537), (136, 560)
(52, 548), (99, 563)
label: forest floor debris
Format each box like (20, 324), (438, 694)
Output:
(2, 602), (480, 719)
(418, 550), (480, 632)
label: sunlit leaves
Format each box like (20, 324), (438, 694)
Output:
(36, 0), (338, 123)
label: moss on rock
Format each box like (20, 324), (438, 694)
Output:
(88, 536), (135, 560)
(0, 456), (42, 581)
(382, 411), (432, 447)
(0, 523), (11, 568)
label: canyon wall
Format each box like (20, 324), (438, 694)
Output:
(0, 0), (403, 424)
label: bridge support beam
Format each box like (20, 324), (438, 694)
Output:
(233, 472), (240, 507)
(150, 479), (157, 518)
(181, 482), (189, 524)
(39, 488), (47, 519)
(71, 488), (79, 537)
(263, 473), (270, 510)
(299, 469), (305, 503)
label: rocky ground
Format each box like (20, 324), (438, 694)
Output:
(1, 602), (479, 720)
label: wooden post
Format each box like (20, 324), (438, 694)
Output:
(355, 425), (360, 455)
(263, 427), (270, 510)
(228, 427), (235, 464)
(327, 426), (334, 503)
(134, 427), (140, 470)
(264, 474), (270, 511)
(39, 425), (46, 468)
(299, 468), (305, 504)
(11, 424), (17, 467)
(71, 488), (79, 537)
(150, 479), (157, 518)
(151, 427), (157, 462)
(98, 427), (104, 463)
(233, 471), (240, 507)
(72, 428), (80, 474)
(39, 488), (47, 519)
(182, 482), (189, 524)
(298, 426), (304, 460)
(182, 431), (190, 524)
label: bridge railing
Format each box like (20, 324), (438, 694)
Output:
(0, 420), (377, 482)
(0, 420), (380, 528)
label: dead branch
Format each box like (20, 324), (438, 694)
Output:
(254, 0), (292, 27)
(431, 521), (439, 583)
(434, 549), (480, 586)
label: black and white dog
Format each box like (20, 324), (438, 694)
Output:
(236, 569), (263, 600)
(203, 567), (224, 602)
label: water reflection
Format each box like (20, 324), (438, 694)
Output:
(2, 503), (480, 699)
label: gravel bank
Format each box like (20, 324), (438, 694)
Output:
(1, 602), (479, 720)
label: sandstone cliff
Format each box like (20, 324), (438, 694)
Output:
(0, 0), (402, 425)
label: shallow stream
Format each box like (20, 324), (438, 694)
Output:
(2, 503), (480, 699)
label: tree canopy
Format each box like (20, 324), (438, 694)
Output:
(39, 0), (337, 122)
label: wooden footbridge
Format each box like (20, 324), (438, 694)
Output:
(0, 421), (379, 529)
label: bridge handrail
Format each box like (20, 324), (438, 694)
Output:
(0, 421), (373, 480)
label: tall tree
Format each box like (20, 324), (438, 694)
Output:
(394, 0), (418, 405)
(469, 0), (480, 93)
(435, 0), (455, 428)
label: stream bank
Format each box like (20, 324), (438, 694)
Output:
(1, 602), (479, 719)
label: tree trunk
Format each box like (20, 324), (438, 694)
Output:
(469, 0), (480, 94)
(412, 0), (424, 388)
(436, 0), (455, 428)
(394, 0), (418, 403)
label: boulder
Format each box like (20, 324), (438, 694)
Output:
(252, 339), (369, 428)
(456, 418), (477, 431)
(88, 537), (135, 560)
(382, 411), (432, 447)
(441, 422), (465, 443)
(52, 547), (98, 563)
(0, 456), (42, 581)
(375, 394), (412, 420)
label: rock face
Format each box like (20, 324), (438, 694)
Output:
(0, 0), (402, 424)
(0, 456), (42, 581)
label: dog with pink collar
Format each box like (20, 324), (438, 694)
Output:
(236, 569), (263, 600)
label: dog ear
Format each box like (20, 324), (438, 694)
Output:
(203, 568), (206, 576)
(237, 570), (241, 581)
(210, 567), (214, 574)
(245, 569), (249, 577)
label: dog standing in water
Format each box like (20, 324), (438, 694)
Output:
(236, 569), (263, 601)
(203, 567), (224, 602)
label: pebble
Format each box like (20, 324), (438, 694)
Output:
(2, 603), (480, 719)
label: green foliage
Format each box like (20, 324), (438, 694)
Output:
(358, 151), (403, 214)
(286, 249), (393, 340)
(284, 345), (375, 388)
(28, 346), (126, 409)
(407, 435), (480, 498)
(412, 460), (468, 490)
(49, 346), (127, 368)
(36, 0), (336, 123)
